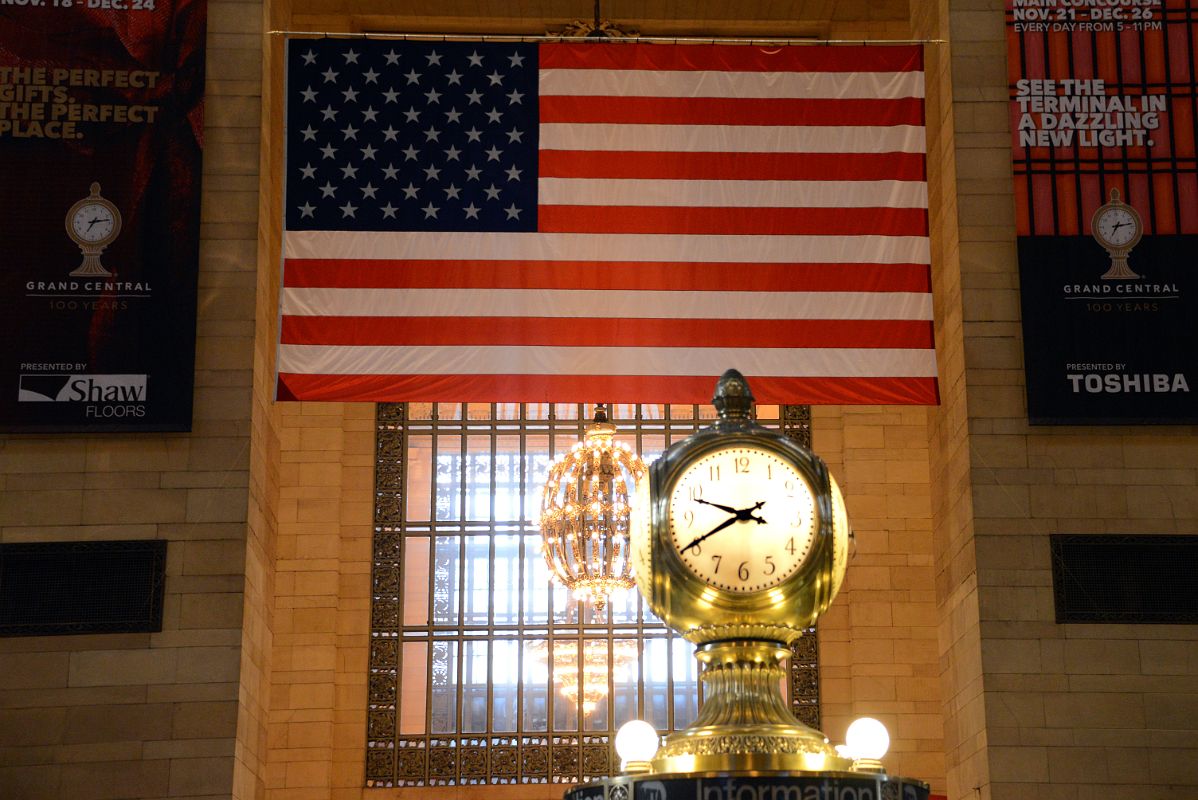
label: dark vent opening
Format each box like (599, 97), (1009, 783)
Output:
(0, 540), (167, 636)
(1051, 534), (1198, 624)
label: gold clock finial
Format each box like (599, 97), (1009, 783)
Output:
(713, 367), (754, 419)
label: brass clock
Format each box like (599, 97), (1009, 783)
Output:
(631, 369), (852, 775)
(1091, 187), (1142, 280)
(66, 182), (122, 277)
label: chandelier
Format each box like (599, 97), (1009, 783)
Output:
(539, 405), (647, 611)
(534, 639), (638, 716)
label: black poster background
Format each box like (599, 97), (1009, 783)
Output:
(1019, 235), (1198, 424)
(0, 4), (206, 432)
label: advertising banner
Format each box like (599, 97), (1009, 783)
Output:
(0, 3), (206, 431)
(1008, 0), (1198, 423)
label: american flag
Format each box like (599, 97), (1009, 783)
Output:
(278, 40), (937, 404)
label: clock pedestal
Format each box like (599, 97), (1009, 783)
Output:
(652, 638), (851, 774)
(70, 245), (112, 277)
(1100, 252), (1138, 280)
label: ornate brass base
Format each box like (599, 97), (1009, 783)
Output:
(650, 640), (852, 775)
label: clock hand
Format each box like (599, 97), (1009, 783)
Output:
(681, 516), (738, 553)
(680, 501), (769, 552)
(694, 497), (738, 514)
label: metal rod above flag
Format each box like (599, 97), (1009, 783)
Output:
(268, 30), (946, 46)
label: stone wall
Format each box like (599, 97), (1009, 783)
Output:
(0, 2), (263, 798)
(940, 2), (1198, 799)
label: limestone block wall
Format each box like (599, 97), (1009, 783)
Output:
(0, 3), (262, 798)
(943, 2), (1198, 799)
(815, 407), (946, 792)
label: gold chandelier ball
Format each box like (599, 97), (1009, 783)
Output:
(539, 415), (648, 609)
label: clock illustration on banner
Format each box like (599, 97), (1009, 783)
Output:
(1091, 187), (1143, 280)
(630, 369), (852, 775)
(66, 182), (122, 277)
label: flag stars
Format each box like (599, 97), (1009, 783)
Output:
(292, 45), (538, 231)
(301, 50), (316, 65)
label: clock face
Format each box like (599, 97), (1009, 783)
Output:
(71, 202), (117, 244)
(667, 444), (817, 593)
(1095, 206), (1139, 247)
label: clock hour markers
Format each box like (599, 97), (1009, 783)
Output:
(667, 445), (816, 593)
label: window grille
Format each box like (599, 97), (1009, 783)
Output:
(368, 402), (818, 786)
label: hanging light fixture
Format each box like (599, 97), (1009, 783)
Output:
(539, 405), (647, 611)
(535, 639), (638, 716)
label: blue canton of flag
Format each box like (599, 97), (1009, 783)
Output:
(285, 40), (539, 233)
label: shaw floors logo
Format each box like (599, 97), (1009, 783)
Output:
(18, 374), (148, 419)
